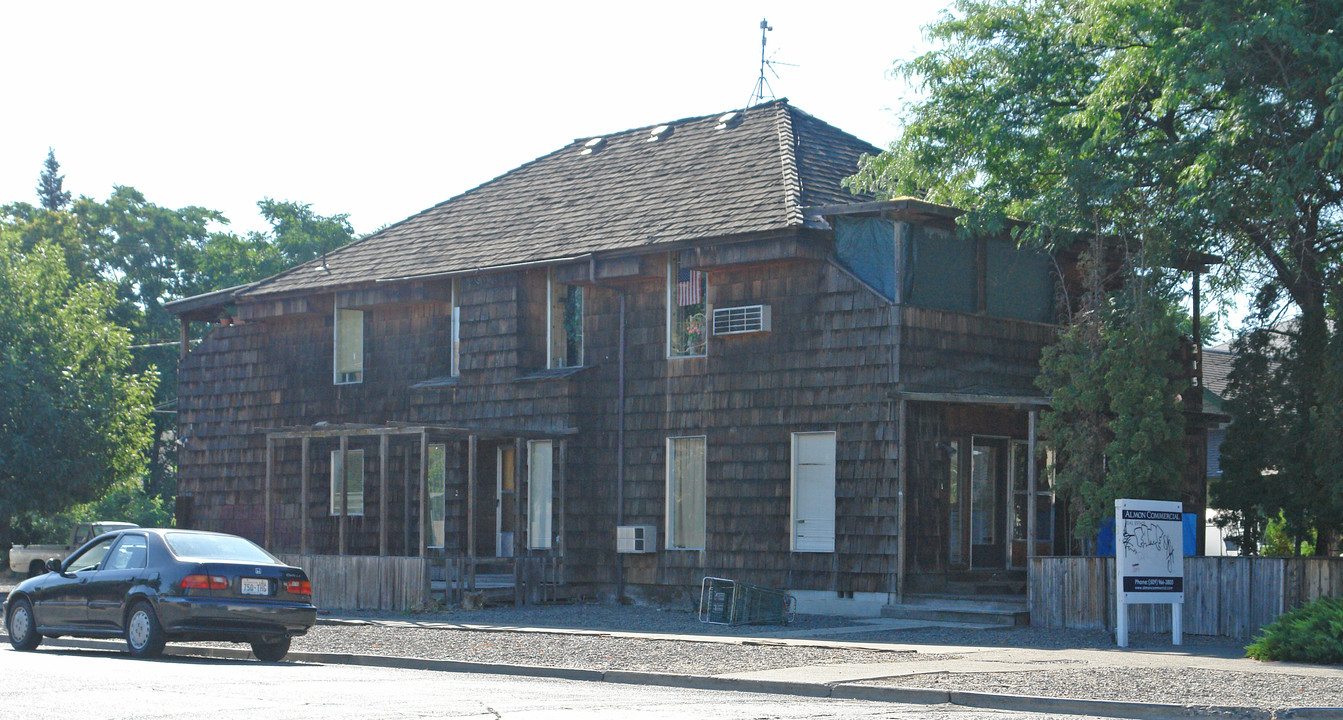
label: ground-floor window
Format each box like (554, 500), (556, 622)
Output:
(527, 440), (553, 549)
(329, 449), (365, 516)
(791, 431), (836, 553)
(428, 444), (446, 548)
(666, 436), (706, 549)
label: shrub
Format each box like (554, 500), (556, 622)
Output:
(1246, 597), (1343, 665)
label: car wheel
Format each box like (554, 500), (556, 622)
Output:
(125, 601), (166, 659)
(250, 636), (291, 662)
(6, 598), (42, 651)
(27, 560), (45, 578)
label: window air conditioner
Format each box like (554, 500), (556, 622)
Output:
(712, 304), (771, 335)
(616, 525), (657, 554)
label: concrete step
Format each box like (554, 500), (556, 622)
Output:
(881, 594), (1030, 627)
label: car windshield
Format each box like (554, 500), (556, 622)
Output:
(164, 533), (278, 564)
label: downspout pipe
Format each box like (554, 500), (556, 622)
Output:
(590, 256), (628, 601)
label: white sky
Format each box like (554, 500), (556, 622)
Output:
(1, 1), (946, 236)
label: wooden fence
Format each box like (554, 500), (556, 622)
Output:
(1029, 556), (1343, 638)
(279, 554), (565, 612)
(281, 555), (430, 612)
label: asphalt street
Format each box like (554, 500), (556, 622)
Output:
(1, 646), (1110, 720)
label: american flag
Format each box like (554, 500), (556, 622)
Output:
(677, 268), (703, 306)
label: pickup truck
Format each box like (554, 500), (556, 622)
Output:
(8, 521), (139, 576)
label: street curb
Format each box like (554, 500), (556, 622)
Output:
(4, 632), (1339, 720)
(603, 670), (830, 698)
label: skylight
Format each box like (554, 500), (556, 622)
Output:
(647, 124), (672, 142)
(715, 112), (741, 130)
(581, 137), (606, 155)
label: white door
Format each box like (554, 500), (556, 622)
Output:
(791, 432), (836, 553)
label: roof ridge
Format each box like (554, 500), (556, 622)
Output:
(785, 102), (884, 154)
(774, 104), (805, 226)
(247, 101), (803, 295)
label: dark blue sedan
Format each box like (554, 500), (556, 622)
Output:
(4, 528), (316, 661)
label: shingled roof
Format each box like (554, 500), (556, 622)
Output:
(241, 99), (879, 299)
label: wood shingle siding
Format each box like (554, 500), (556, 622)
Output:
(172, 99), (1208, 609)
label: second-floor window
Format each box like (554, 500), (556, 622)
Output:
(548, 271), (583, 368)
(450, 279), (461, 377)
(334, 308), (364, 384)
(667, 256), (706, 358)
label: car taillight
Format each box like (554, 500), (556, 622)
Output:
(180, 574), (229, 590)
(284, 579), (312, 597)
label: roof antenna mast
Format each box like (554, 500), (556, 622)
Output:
(748, 19), (796, 108)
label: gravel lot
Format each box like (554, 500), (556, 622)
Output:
(871, 667), (1343, 710)
(284, 624), (930, 673)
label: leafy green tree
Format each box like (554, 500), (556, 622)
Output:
(192, 199), (359, 290)
(36, 148), (71, 212)
(0, 229), (157, 551)
(850, 0), (1343, 550)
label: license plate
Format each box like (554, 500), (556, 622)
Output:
(241, 577), (269, 596)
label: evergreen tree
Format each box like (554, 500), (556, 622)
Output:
(1037, 241), (1187, 539)
(36, 148), (71, 211)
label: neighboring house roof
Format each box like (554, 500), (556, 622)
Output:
(240, 99), (879, 300)
(1202, 348), (1234, 399)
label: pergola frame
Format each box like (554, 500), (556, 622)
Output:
(258, 422), (575, 559)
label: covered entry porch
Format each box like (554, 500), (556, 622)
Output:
(257, 422), (575, 609)
(897, 392), (1059, 598)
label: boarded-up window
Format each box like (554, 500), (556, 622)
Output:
(329, 449), (365, 516)
(527, 440), (553, 549)
(791, 432), (836, 553)
(904, 225), (976, 313)
(428, 444), (446, 548)
(334, 308), (364, 384)
(548, 272), (583, 368)
(986, 240), (1054, 323)
(667, 255), (707, 358)
(666, 436), (706, 549)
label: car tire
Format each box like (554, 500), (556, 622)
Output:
(6, 598), (42, 651)
(27, 560), (46, 578)
(250, 637), (291, 662)
(125, 601), (166, 659)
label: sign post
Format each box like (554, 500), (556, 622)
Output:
(1115, 498), (1184, 647)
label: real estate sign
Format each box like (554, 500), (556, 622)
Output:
(1115, 498), (1184, 647)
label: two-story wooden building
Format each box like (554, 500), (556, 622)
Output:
(168, 99), (1205, 614)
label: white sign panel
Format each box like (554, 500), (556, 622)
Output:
(1116, 498), (1184, 604)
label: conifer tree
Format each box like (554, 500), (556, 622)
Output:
(36, 148), (71, 211)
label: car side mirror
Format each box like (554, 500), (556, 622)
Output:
(45, 558), (63, 575)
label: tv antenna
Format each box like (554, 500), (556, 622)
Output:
(748, 18), (796, 107)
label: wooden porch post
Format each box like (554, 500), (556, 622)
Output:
(300, 437), (310, 556)
(379, 433), (389, 557)
(467, 435), (477, 591)
(514, 437), (525, 607)
(418, 430), (428, 557)
(339, 433), (348, 556)
(896, 398), (909, 603)
(179, 319), (190, 359)
(264, 436), (273, 548)
(1027, 409), (1039, 559)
